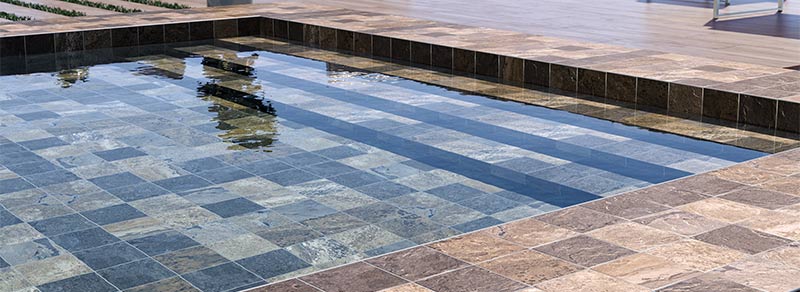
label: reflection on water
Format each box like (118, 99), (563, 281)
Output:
(53, 67), (89, 88)
(198, 83), (278, 151)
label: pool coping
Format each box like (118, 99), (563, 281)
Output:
(0, 3), (799, 135)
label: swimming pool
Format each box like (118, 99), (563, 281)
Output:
(0, 38), (767, 291)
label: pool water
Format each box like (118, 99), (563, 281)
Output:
(0, 40), (765, 291)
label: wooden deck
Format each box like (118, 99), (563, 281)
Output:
(254, 0), (800, 68)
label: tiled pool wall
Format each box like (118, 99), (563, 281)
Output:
(0, 16), (798, 135)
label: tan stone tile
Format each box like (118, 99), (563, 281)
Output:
(581, 194), (670, 219)
(745, 156), (800, 176)
(417, 266), (527, 292)
(480, 218), (578, 247)
(740, 209), (800, 240)
(535, 270), (649, 292)
(534, 235), (635, 267)
(535, 207), (624, 233)
(479, 250), (582, 285)
(658, 274), (760, 292)
(719, 187), (800, 210)
(593, 253), (699, 288)
(14, 254), (92, 286)
(587, 222), (682, 251)
(646, 239), (746, 271)
(757, 243), (800, 268)
(759, 175), (800, 197)
(659, 174), (744, 196)
(694, 225), (792, 255)
(710, 165), (785, 185)
(635, 210), (727, 236)
(379, 283), (433, 292)
(678, 198), (766, 223)
(428, 232), (524, 263)
(715, 256), (800, 292)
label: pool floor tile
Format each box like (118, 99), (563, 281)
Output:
(97, 258), (176, 290)
(153, 246), (229, 274)
(183, 262), (263, 292)
(72, 241), (148, 270)
(36, 272), (116, 292)
(236, 249), (312, 279)
(272, 200), (337, 222)
(88, 172), (146, 190)
(417, 266), (526, 292)
(249, 278), (319, 292)
(154, 175), (214, 193)
(29, 213), (95, 237)
(92, 147), (147, 162)
(50, 227), (120, 252)
(124, 276), (200, 292)
(201, 197), (265, 218)
(81, 204), (146, 225)
(127, 230), (201, 256)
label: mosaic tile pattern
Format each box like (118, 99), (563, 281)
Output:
(0, 40), (769, 291)
(252, 148), (800, 292)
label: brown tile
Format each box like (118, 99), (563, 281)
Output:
(353, 32), (371, 55)
(299, 262), (406, 292)
(481, 218), (577, 247)
(139, 25), (164, 45)
(776, 100), (800, 133)
(606, 73), (636, 103)
(739, 94), (776, 129)
(740, 209), (800, 240)
(588, 222), (682, 251)
(657, 274), (759, 292)
(535, 270), (649, 292)
(410, 41), (431, 65)
(694, 225), (792, 254)
(391, 38), (411, 62)
(714, 256), (800, 292)
(336, 29), (354, 51)
(431, 45), (453, 70)
(237, 18), (260, 37)
(710, 165), (784, 185)
(500, 56), (523, 83)
(373, 35), (391, 58)
(646, 239), (746, 271)
(260, 18), (274, 37)
(249, 279), (319, 292)
(582, 194), (670, 219)
(678, 198), (766, 223)
(524, 60), (549, 87)
(478, 250), (582, 285)
(319, 27), (336, 49)
(286, 21), (304, 43)
(165, 23), (190, 43)
(746, 156), (800, 176)
(577, 69), (606, 97)
(366, 247), (467, 281)
(214, 19), (238, 39)
(302, 25), (320, 47)
(379, 283), (433, 292)
(636, 78), (669, 109)
(627, 185), (707, 207)
(535, 207), (624, 233)
(668, 83), (703, 118)
(662, 174), (744, 196)
(475, 52), (499, 77)
(594, 253), (698, 288)
(550, 64), (577, 92)
(635, 210), (727, 236)
(534, 235), (635, 267)
(702, 89), (739, 122)
(427, 232), (524, 263)
(417, 266), (526, 292)
(758, 243), (800, 268)
(453, 48), (475, 74)
(719, 187), (800, 210)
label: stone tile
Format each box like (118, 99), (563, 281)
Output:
(719, 187), (800, 210)
(428, 232), (524, 263)
(50, 227), (120, 252)
(93, 147), (146, 161)
(356, 181), (417, 200)
(183, 262), (263, 292)
(366, 246), (467, 281)
(534, 235), (635, 267)
(535, 207), (624, 233)
(582, 194), (670, 219)
(480, 218), (577, 247)
(72, 241), (148, 270)
(593, 253), (699, 288)
(201, 197), (265, 218)
(89, 172), (145, 190)
(535, 269), (649, 292)
(759, 175), (800, 197)
(125, 277), (199, 292)
(715, 256), (800, 292)
(740, 209), (800, 240)
(255, 223), (323, 248)
(153, 246), (228, 274)
(479, 250), (581, 285)
(127, 230), (200, 256)
(98, 258), (175, 290)
(300, 212), (367, 235)
(328, 225), (406, 253)
(285, 237), (357, 267)
(81, 204), (146, 225)
(678, 198), (766, 223)
(0, 207), (24, 228)
(745, 156), (800, 176)
(694, 225), (792, 254)
(587, 222), (682, 251)
(272, 199), (337, 222)
(646, 239), (746, 271)
(15, 254), (92, 286)
(153, 175), (213, 193)
(377, 216), (443, 238)
(0, 238), (63, 265)
(380, 283), (433, 292)
(36, 273), (116, 292)
(249, 279), (320, 292)
(710, 165), (784, 185)
(300, 262), (406, 292)
(635, 210), (727, 236)
(207, 234), (280, 261)
(417, 266), (526, 292)
(658, 274), (759, 292)
(237, 249), (311, 279)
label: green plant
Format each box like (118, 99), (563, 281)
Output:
(121, 0), (189, 9)
(0, 0), (86, 16)
(59, 0), (142, 13)
(0, 11), (32, 21)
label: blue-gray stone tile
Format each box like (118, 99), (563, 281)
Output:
(182, 262), (263, 292)
(301, 161), (358, 178)
(25, 169), (80, 187)
(16, 111), (61, 121)
(278, 152), (329, 167)
(261, 168), (320, 186)
(5, 160), (59, 176)
(0, 238), (62, 265)
(355, 181), (416, 200)
(495, 157), (554, 174)
(0, 178), (36, 195)
(459, 193), (521, 214)
(18, 137), (68, 150)
(81, 204), (146, 225)
(73, 242), (148, 270)
(89, 172), (145, 190)
(107, 182), (170, 202)
(37, 273), (117, 292)
(328, 171), (385, 188)
(29, 213), (95, 236)
(452, 216), (504, 232)
(345, 202), (416, 224)
(238, 159), (293, 175)
(271, 199), (337, 222)
(50, 227), (120, 252)
(426, 183), (486, 202)
(236, 249), (311, 279)
(127, 230), (200, 256)
(154, 175), (213, 193)
(196, 167), (253, 184)
(0, 207), (22, 227)
(313, 145), (365, 160)
(93, 147), (147, 161)
(177, 157), (228, 173)
(201, 198), (265, 218)
(98, 258), (176, 290)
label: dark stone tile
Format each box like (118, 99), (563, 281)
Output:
(29, 213), (94, 236)
(26, 169), (79, 187)
(126, 277), (199, 292)
(355, 180), (416, 200)
(500, 56), (524, 83)
(453, 48), (475, 74)
(93, 147), (146, 161)
(302, 24), (320, 47)
(108, 182), (170, 202)
(287, 21), (304, 43)
(183, 262), (262, 292)
(84, 30), (112, 50)
(606, 73), (636, 103)
(112, 27), (138, 48)
(658, 274), (760, 292)
(432, 45), (453, 70)
(214, 19), (238, 39)
(329, 171), (384, 188)
(694, 225), (791, 254)
(319, 27), (336, 49)
(777, 100), (800, 133)
(0, 207), (22, 228)
(164, 23), (190, 43)
(153, 246), (227, 274)
(274, 19), (288, 39)
(239, 159), (292, 175)
(261, 169), (320, 186)
(252, 279), (319, 292)
(196, 166), (252, 184)
(460, 194), (520, 214)
(189, 21), (213, 41)
(377, 216), (442, 238)
(37, 273), (117, 292)
(138, 25), (164, 45)
(577, 68), (606, 97)
(16, 110), (60, 121)
(237, 249), (311, 279)
(738, 94), (777, 129)
(337, 29), (354, 51)
(18, 136), (66, 150)
(25, 33), (55, 55)
(475, 52), (499, 77)
(550, 64), (578, 92)
(238, 17), (260, 36)
(6, 160), (58, 176)
(536, 207), (624, 232)
(51, 227), (120, 252)
(127, 230), (200, 256)
(582, 194), (670, 219)
(81, 204), (145, 225)
(300, 212), (367, 235)
(73, 241), (148, 270)
(524, 59), (550, 87)
(54, 32), (83, 53)
(535, 235), (635, 266)
(154, 175), (212, 193)
(98, 258), (176, 290)
(391, 38), (411, 62)
(669, 83), (703, 118)
(0, 36), (25, 58)
(426, 183), (485, 202)
(366, 246), (466, 281)
(272, 199), (336, 222)
(260, 18), (274, 37)
(719, 187), (800, 209)
(637, 78), (669, 109)
(345, 202), (415, 224)
(452, 216), (504, 232)
(372, 35), (391, 58)
(202, 197), (265, 218)
(89, 172), (145, 190)
(177, 157), (228, 173)
(300, 262), (406, 292)
(703, 89), (739, 122)
(255, 222), (323, 247)
(353, 32), (371, 55)
(410, 41), (431, 65)
(279, 152), (328, 166)
(417, 266), (526, 292)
